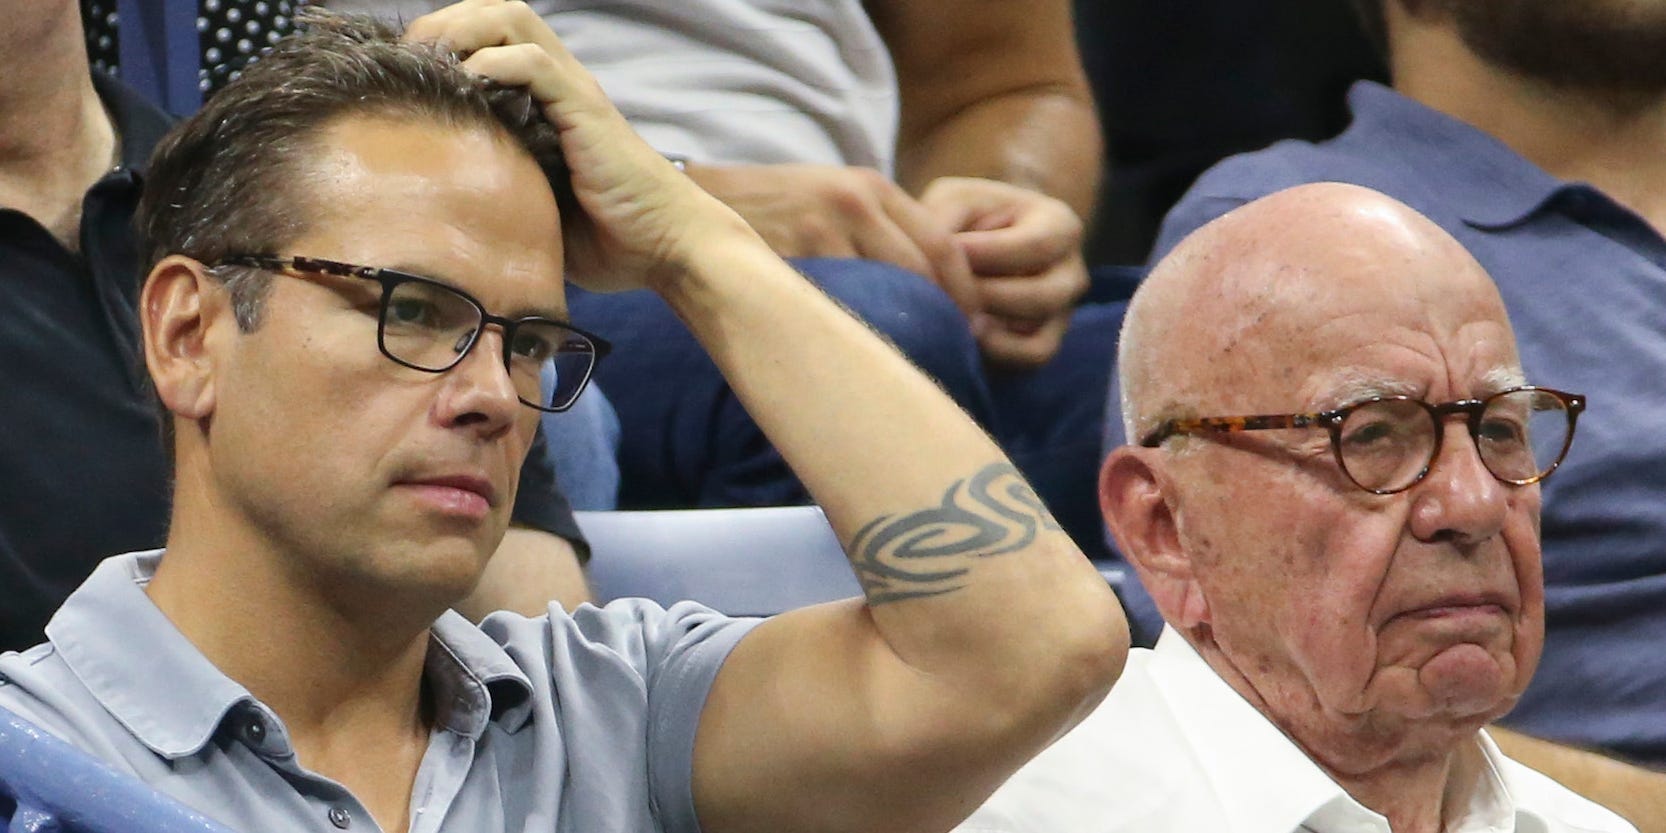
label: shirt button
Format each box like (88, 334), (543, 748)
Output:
(243, 719), (266, 743)
(328, 807), (351, 829)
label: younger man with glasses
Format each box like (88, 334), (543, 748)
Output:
(0, 4), (1126, 833)
(956, 183), (1631, 833)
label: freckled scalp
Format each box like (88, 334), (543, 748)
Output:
(1118, 183), (1514, 443)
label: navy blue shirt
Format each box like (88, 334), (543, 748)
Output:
(1107, 81), (1666, 764)
(0, 72), (581, 653)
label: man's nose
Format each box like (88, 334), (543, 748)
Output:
(1406, 419), (1511, 546)
(436, 326), (521, 434)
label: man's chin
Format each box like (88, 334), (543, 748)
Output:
(1413, 642), (1519, 720)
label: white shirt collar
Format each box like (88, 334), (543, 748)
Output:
(1149, 628), (1521, 833)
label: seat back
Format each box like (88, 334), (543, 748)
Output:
(0, 704), (239, 833)
(577, 507), (862, 616)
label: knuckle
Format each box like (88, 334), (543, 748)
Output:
(798, 220), (844, 254)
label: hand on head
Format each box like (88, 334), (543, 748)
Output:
(403, 0), (748, 294)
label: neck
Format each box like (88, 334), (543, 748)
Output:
(147, 453), (452, 833)
(147, 463), (438, 741)
(1325, 741), (1487, 833)
(1393, 23), (1666, 232)
(0, 2), (117, 248)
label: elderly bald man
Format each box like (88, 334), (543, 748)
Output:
(955, 183), (1630, 833)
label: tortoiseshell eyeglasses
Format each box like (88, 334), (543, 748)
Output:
(216, 254), (610, 413)
(1139, 386), (1585, 495)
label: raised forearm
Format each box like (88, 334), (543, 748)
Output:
(895, 87), (1103, 221)
(667, 216), (1126, 833)
(651, 211), (1120, 662)
(874, 0), (1104, 220)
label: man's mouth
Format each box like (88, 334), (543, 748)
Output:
(395, 473), (498, 519)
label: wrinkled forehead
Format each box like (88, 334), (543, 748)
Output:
(1190, 226), (1520, 410)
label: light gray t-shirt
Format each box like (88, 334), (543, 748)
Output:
(331, 0), (899, 172)
(0, 550), (759, 833)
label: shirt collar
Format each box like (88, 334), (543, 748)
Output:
(46, 550), (254, 761)
(426, 610), (536, 736)
(1149, 629), (1360, 833)
(1150, 628), (1528, 833)
(89, 69), (173, 176)
(46, 551), (537, 761)
(1341, 81), (1571, 230)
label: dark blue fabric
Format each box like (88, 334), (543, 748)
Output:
(990, 297), (1129, 564)
(1110, 81), (1666, 763)
(568, 258), (997, 508)
(114, 0), (201, 115)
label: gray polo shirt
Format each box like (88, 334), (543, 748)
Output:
(0, 550), (759, 833)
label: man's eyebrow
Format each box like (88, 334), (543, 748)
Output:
(1318, 371), (1421, 409)
(1315, 365), (1529, 409)
(383, 262), (569, 321)
(506, 301), (571, 322)
(1478, 365), (1528, 396)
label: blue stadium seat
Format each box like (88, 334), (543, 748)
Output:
(0, 703), (238, 833)
(578, 507), (1123, 617)
(578, 506), (862, 616)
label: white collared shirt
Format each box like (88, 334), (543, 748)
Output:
(957, 629), (1635, 833)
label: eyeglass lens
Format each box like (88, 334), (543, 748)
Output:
(1335, 389), (1572, 492)
(379, 279), (597, 411)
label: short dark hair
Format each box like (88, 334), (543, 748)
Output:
(1348, 0), (1389, 60)
(135, 8), (573, 330)
(135, 8), (573, 457)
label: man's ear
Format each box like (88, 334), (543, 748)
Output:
(1099, 446), (1210, 629)
(141, 255), (230, 423)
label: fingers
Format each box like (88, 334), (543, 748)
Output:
(405, 1), (616, 133)
(916, 175), (1088, 364)
(955, 213), (1080, 277)
(977, 257), (1089, 320)
(870, 183), (980, 318)
(977, 312), (1071, 370)
(919, 175), (1083, 271)
(690, 164), (980, 317)
(405, 0), (553, 53)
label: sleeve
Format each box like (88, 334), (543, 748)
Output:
(537, 600), (762, 833)
(510, 425), (589, 562)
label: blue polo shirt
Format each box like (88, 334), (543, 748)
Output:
(1108, 81), (1666, 764)
(0, 551), (758, 832)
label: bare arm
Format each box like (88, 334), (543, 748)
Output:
(404, 6), (1129, 833)
(1490, 726), (1666, 832)
(870, 0), (1102, 367)
(452, 527), (591, 618)
(870, 0), (1102, 219)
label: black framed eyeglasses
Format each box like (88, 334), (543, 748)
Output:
(217, 255), (610, 413)
(1139, 386), (1586, 495)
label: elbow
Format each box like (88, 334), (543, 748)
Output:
(978, 574), (1130, 747)
(1037, 581), (1130, 727)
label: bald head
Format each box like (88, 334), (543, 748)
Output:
(1119, 183), (1515, 444)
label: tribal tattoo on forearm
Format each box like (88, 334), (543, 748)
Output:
(850, 462), (1062, 605)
